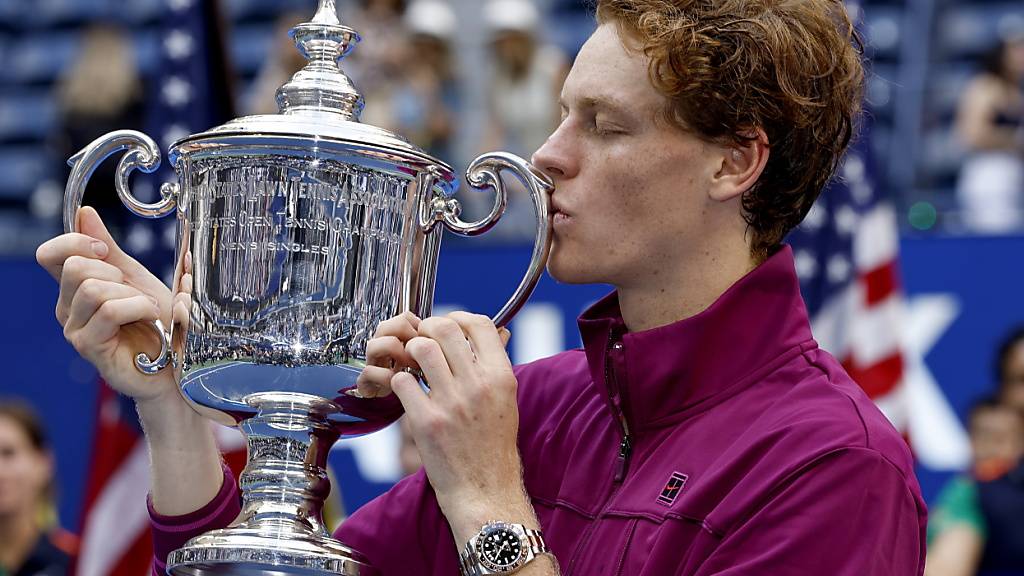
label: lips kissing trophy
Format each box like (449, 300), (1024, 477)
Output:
(60, 1), (552, 574)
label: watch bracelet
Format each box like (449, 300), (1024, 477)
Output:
(459, 525), (549, 575)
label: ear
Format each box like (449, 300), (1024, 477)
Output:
(708, 128), (770, 202)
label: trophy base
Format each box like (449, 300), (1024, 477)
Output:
(166, 525), (367, 575)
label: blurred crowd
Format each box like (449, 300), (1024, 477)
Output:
(43, 0), (569, 245)
(2, 0), (1021, 246)
(3, 0), (1024, 574)
(953, 35), (1024, 234)
(924, 328), (1024, 576)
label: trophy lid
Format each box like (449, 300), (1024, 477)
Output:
(170, 0), (455, 184)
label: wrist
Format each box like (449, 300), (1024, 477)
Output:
(459, 521), (552, 576)
(138, 388), (226, 516)
(136, 388), (213, 452)
(443, 486), (539, 547)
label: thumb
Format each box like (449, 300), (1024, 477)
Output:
(499, 327), (511, 348)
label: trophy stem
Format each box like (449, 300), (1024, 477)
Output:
(236, 392), (339, 537)
(166, 392), (367, 576)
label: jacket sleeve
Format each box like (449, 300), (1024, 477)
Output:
(692, 448), (927, 576)
(336, 469), (460, 576)
(148, 464), (242, 576)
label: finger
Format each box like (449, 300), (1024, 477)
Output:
(65, 280), (154, 334)
(417, 316), (476, 374)
(499, 327), (511, 348)
(36, 233), (110, 281)
(390, 371), (432, 418)
(71, 294), (162, 350)
(355, 365), (396, 398)
(76, 206), (151, 277)
(373, 311), (421, 340)
(447, 312), (511, 367)
(366, 335), (416, 369)
(56, 257), (126, 324)
(405, 336), (453, 393)
(172, 292), (191, 332)
(179, 271), (193, 295)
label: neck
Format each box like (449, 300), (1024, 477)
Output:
(0, 509), (41, 570)
(615, 234), (758, 333)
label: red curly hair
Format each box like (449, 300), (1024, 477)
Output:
(595, 0), (865, 261)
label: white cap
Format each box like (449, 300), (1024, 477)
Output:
(405, 0), (458, 40)
(483, 0), (540, 34)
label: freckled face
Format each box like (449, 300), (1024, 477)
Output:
(531, 24), (723, 287)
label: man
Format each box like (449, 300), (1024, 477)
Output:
(37, 1), (926, 574)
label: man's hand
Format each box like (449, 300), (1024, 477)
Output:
(386, 312), (535, 544)
(36, 206), (180, 405)
(356, 311), (422, 398)
(37, 206), (222, 516)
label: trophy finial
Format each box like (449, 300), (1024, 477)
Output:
(275, 0), (364, 120)
(312, 0), (341, 25)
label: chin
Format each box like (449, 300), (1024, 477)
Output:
(546, 252), (600, 285)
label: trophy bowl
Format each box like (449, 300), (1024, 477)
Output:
(60, 1), (552, 573)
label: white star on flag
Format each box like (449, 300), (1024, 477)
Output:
(842, 153), (865, 181)
(164, 29), (194, 60)
(795, 249), (819, 279)
(802, 202), (827, 231)
(167, 0), (194, 12)
(834, 205), (859, 236)
(827, 254), (852, 284)
(162, 76), (192, 107)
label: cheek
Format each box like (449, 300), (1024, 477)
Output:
(604, 149), (702, 228)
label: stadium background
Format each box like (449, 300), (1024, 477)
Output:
(1, 0), (1023, 571)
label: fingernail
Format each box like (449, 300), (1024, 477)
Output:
(91, 241), (108, 258)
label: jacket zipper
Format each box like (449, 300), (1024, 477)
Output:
(606, 338), (633, 483)
(565, 335), (634, 575)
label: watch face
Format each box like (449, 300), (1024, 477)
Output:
(476, 524), (526, 571)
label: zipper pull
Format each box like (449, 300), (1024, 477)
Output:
(614, 434), (632, 483)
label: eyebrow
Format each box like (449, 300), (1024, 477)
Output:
(560, 94), (633, 116)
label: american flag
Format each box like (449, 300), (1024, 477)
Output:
(787, 117), (908, 432)
(76, 2), (245, 575)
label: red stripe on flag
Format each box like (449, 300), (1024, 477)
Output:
(82, 384), (139, 521)
(108, 528), (153, 576)
(841, 353), (904, 399)
(861, 260), (900, 306)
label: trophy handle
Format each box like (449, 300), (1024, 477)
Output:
(436, 152), (553, 328)
(63, 129), (178, 375)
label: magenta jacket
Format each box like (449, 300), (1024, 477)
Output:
(151, 246), (927, 575)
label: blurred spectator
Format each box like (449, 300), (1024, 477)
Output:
(361, 0), (459, 160)
(243, 11), (309, 116)
(344, 0), (410, 103)
(481, 0), (566, 157)
(925, 398), (1024, 576)
(0, 401), (78, 576)
(925, 323), (1024, 576)
(473, 0), (568, 241)
(51, 24), (146, 236)
(995, 326), (1024, 412)
(954, 34), (1024, 234)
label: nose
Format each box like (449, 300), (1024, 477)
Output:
(531, 123), (578, 181)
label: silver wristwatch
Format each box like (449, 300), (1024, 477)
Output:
(459, 521), (550, 575)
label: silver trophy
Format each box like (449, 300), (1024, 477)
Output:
(60, 1), (552, 573)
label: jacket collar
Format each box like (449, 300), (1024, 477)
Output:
(577, 245), (816, 432)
